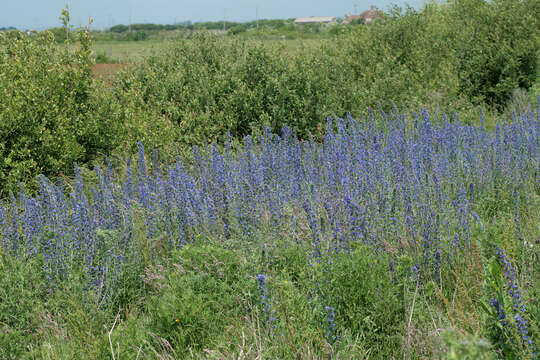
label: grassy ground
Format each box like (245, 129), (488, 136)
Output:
(91, 39), (172, 62)
(90, 37), (328, 63)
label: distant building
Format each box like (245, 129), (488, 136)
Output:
(294, 16), (335, 25)
(343, 6), (384, 24)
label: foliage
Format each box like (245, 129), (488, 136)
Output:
(481, 248), (539, 358)
(124, 245), (251, 356)
(320, 247), (404, 356)
(446, 0), (538, 108)
(125, 30), (148, 41)
(442, 330), (498, 360)
(94, 50), (116, 64)
(340, 4), (468, 113)
(0, 11), (126, 194)
(339, 0), (538, 111)
(113, 34), (353, 144)
(110, 0), (538, 147)
(0, 254), (47, 359)
(45, 27), (72, 43)
(2, 1), (537, 189)
(0, 2), (539, 357)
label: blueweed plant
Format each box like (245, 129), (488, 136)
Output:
(0, 103), (537, 355)
(257, 274), (277, 328)
(485, 247), (537, 358)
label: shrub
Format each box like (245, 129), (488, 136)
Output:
(126, 30), (148, 41)
(113, 34), (354, 145)
(339, 4), (468, 113)
(94, 50), (116, 64)
(446, 0), (538, 108)
(339, 0), (538, 111)
(0, 12), (127, 194)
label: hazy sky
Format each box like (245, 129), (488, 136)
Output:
(1, 0), (422, 30)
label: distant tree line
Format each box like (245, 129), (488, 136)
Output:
(109, 19), (294, 34)
(0, 27), (16, 31)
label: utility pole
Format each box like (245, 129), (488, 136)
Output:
(354, 3), (358, 14)
(256, 5), (259, 28)
(223, 8), (226, 31)
(129, 1), (132, 32)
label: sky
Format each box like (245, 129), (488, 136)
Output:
(1, 0), (423, 30)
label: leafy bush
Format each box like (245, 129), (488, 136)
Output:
(112, 0), (538, 147)
(340, 0), (538, 111)
(113, 34), (354, 144)
(45, 26), (71, 43)
(340, 4), (469, 113)
(446, 0), (538, 108)
(126, 30), (148, 41)
(229, 24), (247, 35)
(0, 14), (128, 194)
(94, 50), (116, 64)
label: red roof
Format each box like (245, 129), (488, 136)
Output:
(344, 6), (384, 24)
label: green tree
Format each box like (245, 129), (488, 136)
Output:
(0, 9), (125, 194)
(447, 0), (539, 108)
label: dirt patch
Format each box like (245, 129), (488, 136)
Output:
(91, 63), (131, 84)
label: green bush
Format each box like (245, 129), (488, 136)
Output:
(446, 0), (538, 108)
(0, 16), (127, 194)
(340, 0), (538, 111)
(45, 26), (71, 43)
(94, 50), (116, 63)
(111, 0), (538, 148)
(340, 4), (469, 113)
(126, 30), (148, 41)
(1, 1), (537, 194)
(229, 24), (247, 35)
(113, 34), (354, 145)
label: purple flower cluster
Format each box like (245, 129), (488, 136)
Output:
(325, 305), (336, 339)
(257, 274), (276, 325)
(490, 297), (506, 322)
(0, 105), (537, 306)
(492, 247), (535, 352)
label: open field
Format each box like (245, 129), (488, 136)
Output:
(89, 37), (330, 62)
(91, 39), (172, 61)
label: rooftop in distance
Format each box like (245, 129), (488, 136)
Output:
(343, 5), (384, 24)
(293, 16), (336, 24)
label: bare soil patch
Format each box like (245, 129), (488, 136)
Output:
(91, 63), (130, 83)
